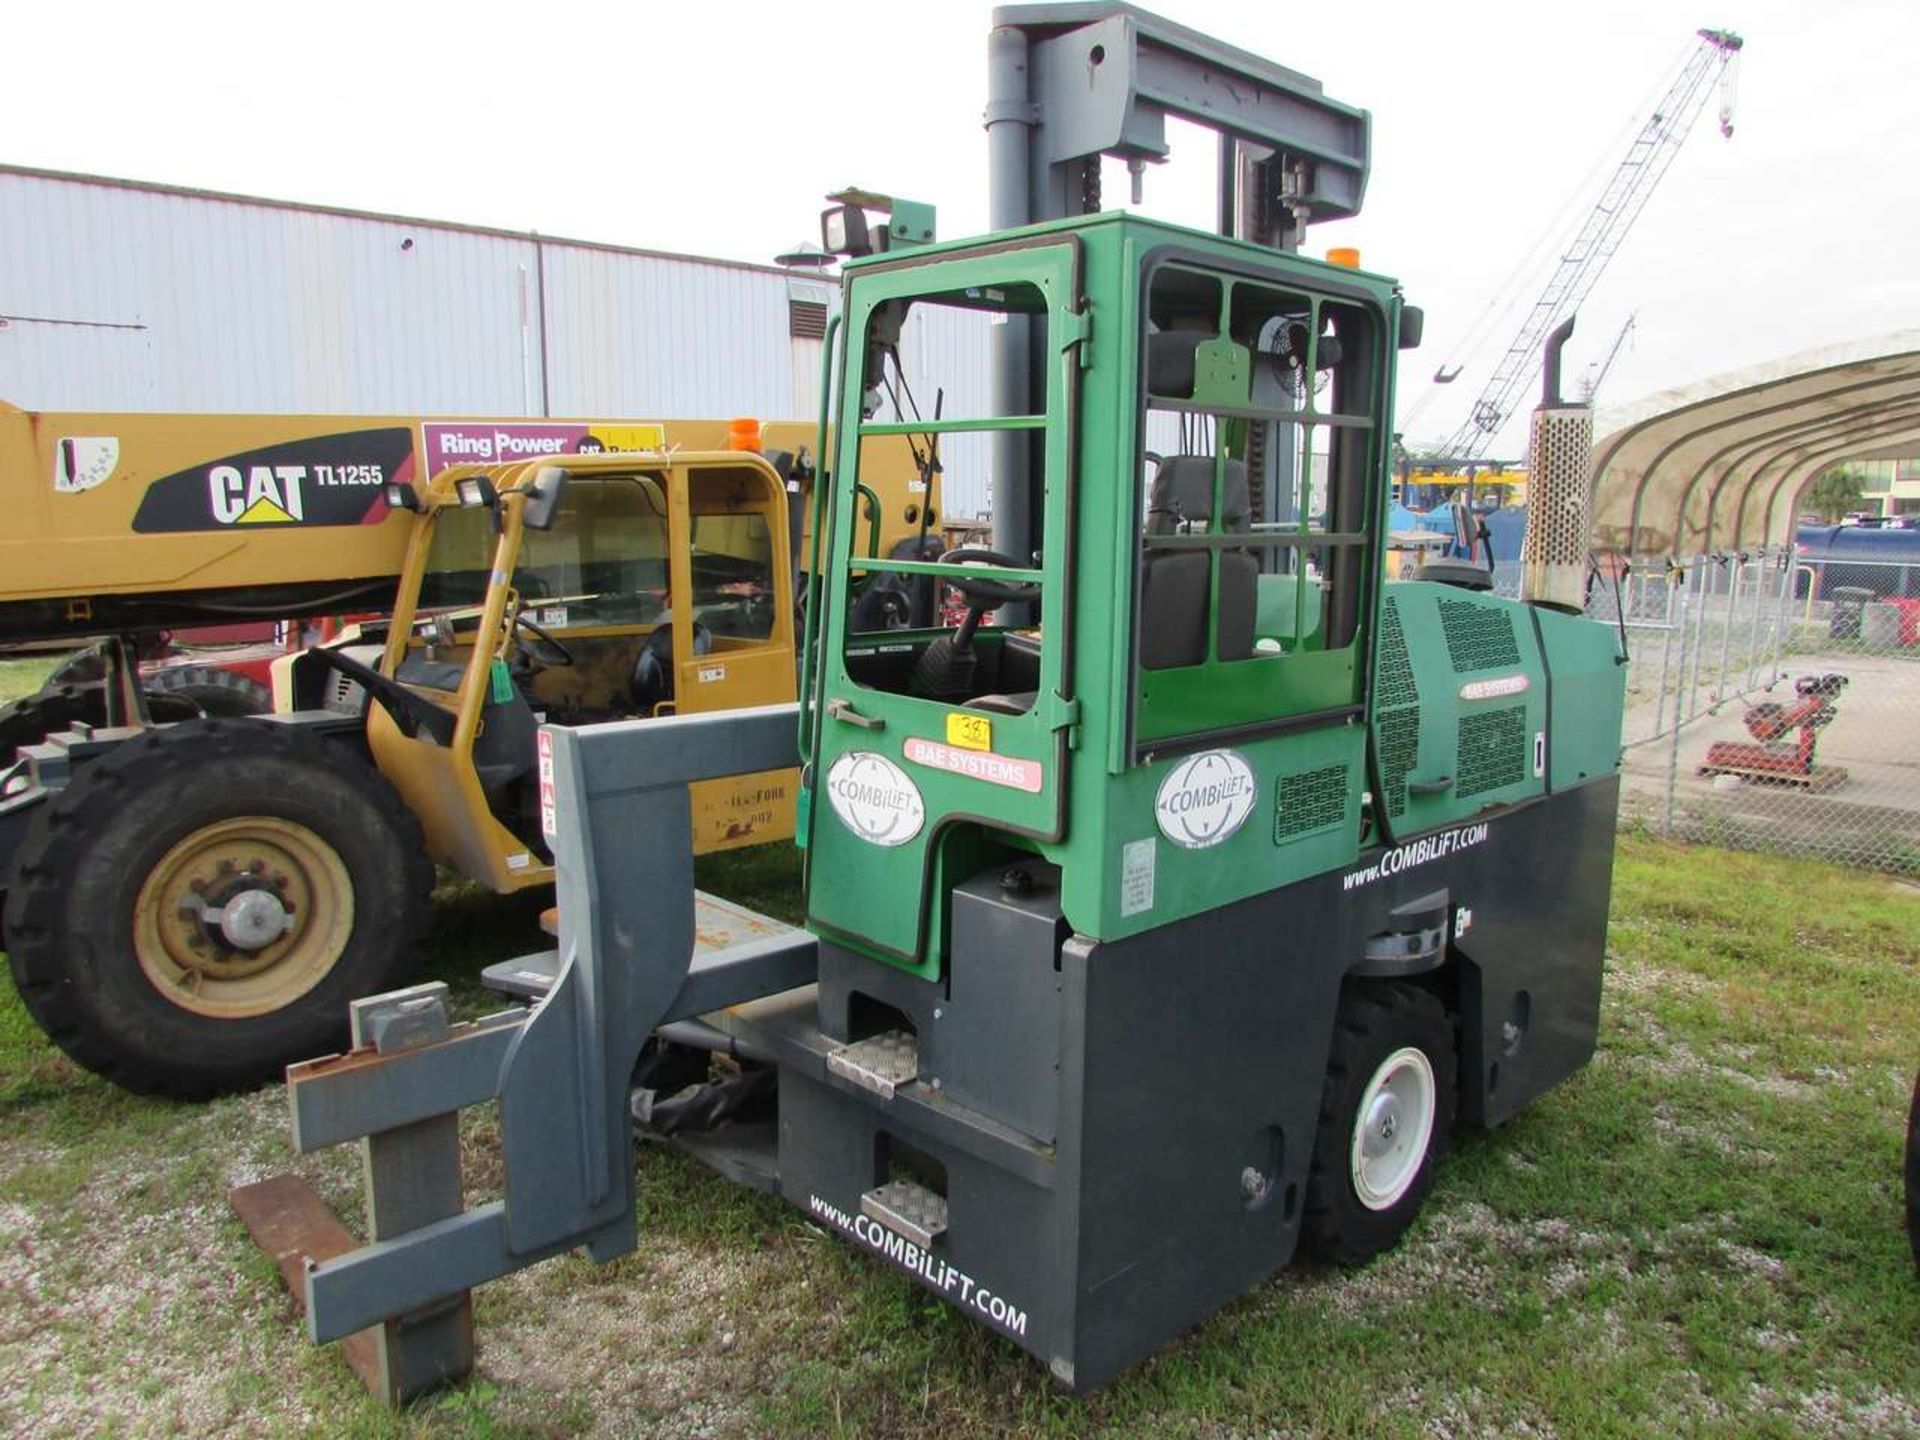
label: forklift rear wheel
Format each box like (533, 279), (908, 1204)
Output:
(1304, 981), (1455, 1264)
(4, 719), (435, 1098)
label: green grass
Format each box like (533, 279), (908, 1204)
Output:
(2, 835), (1918, 1437)
(0, 655), (61, 704)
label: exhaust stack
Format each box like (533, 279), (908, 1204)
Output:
(1520, 316), (1594, 610)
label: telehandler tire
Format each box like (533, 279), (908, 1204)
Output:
(0, 682), (200, 760)
(4, 720), (434, 1098)
(1303, 980), (1455, 1264)
(143, 664), (272, 718)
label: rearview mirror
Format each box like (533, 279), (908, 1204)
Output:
(522, 466), (569, 531)
(1399, 305), (1425, 351)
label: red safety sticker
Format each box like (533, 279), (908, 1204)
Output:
(903, 736), (1044, 793)
(537, 730), (557, 837)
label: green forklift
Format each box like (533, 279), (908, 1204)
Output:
(238, 3), (1628, 1401)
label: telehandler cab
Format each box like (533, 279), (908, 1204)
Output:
(247, 2), (1629, 1403)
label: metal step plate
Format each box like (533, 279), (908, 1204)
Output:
(826, 1029), (918, 1099)
(861, 1179), (949, 1249)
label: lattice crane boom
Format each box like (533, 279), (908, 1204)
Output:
(1434, 28), (1743, 461)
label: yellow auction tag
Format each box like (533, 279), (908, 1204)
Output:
(946, 712), (992, 751)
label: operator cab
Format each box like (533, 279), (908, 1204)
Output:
(404, 462), (778, 727)
(358, 450), (796, 882)
(803, 212), (1402, 977)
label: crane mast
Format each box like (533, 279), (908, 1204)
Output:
(1580, 313), (1637, 402)
(1434, 28), (1742, 461)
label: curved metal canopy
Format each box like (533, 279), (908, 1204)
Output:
(1589, 330), (1920, 558)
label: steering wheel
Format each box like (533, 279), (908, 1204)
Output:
(938, 548), (1041, 608)
(511, 610), (575, 668)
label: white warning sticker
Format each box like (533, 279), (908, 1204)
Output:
(1120, 837), (1156, 917)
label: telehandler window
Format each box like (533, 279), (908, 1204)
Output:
(1133, 262), (1382, 748)
(688, 467), (778, 641)
(417, 474), (671, 622)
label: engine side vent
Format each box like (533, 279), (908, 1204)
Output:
(1376, 595), (1417, 707)
(1274, 764), (1348, 843)
(1377, 710), (1421, 819)
(1439, 597), (1521, 673)
(1457, 705), (1528, 798)
(325, 671), (367, 716)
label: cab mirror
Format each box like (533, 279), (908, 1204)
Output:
(522, 466), (569, 531)
(821, 202), (872, 258)
(1399, 306), (1425, 351)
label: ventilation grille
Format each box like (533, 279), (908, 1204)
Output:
(1274, 764), (1348, 843)
(1375, 593), (1422, 819)
(324, 671), (366, 716)
(1377, 710), (1421, 818)
(1376, 595), (1417, 707)
(1439, 597), (1521, 673)
(788, 299), (829, 340)
(1457, 705), (1528, 798)
(1523, 406), (1595, 567)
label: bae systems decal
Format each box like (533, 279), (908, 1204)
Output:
(825, 751), (925, 847)
(1154, 748), (1258, 849)
(131, 429), (415, 532)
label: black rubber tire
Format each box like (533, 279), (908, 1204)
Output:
(142, 663), (273, 718)
(3, 720), (434, 1099)
(0, 684), (107, 759)
(0, 682), (199, 760)
(1302, 981), (1456, 1265)
(1906, 1069), (1920, 1274)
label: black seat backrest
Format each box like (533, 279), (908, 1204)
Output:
(1140, 456), (1256, 670)
(630, 620), (714, 714)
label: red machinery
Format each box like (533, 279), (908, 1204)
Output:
(1701, 673), (1849, 790)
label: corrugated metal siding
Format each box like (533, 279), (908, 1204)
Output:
(891, 304), (1000, 523)
(0, 169), (1005, 514)
(0, 169), (852, 423)
(539, 245), (796, 419)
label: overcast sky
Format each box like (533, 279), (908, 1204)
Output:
(6, 0), (1913, 455)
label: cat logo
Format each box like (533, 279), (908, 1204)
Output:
(208, 464), (306, 525)
(131, 428), (411, 533)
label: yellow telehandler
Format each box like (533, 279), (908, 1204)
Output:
(0, 406), (941, 1096)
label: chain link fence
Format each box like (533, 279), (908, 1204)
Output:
(1583, 548), (1920, 874)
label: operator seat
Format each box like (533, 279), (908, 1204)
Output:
(630, 619), (714, 715)
(1139, 456), (1256, 669)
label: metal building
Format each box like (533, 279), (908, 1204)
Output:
(0, 165), (996, 519)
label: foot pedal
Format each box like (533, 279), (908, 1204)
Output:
(861, 1180), (948, 1249)
(826, 1029), (918, 1099)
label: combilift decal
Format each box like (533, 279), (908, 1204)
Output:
(131, 429), (414, 533)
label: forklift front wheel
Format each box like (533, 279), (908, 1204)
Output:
(1304, 981), (1455, 1265)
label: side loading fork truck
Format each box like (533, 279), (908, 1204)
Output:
(244, 3), (1628, 1399)
(0, 407), (936, 1096)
